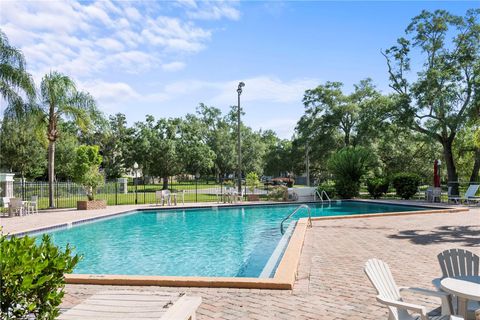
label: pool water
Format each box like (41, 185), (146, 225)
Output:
(35, 201), (428, 278)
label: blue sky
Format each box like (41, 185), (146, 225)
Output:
(0, 1), (476, 138)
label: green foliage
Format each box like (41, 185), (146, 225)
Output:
(392, 173), (421, 200)
(0, 29), (36, 112)
(269, 185), (287, 201)
(0, 115), (46, 178)
(73, 145), (104, 200)
(246, 172), (260, 193)
(366, 177), (390, 199)
(0, 233), (80, 319)
(384, 9), (480, 192)
(317, 180), (336, 199)
(328, 147), (372, 198)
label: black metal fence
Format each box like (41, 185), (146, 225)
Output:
(13, 178), (271, 210)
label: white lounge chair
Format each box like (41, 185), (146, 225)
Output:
(364, 258), (457, 320)
(58, 290), (201, 320)
(448, 185), (479, 204)
(437, 249), (480, 318)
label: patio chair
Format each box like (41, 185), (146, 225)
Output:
(364, 258), (456, 320)
(27, 196), (38, 214)
(155, 190), (171, 206)
(8, 198), (26, 217)
(436, 249), (479, 318)
(58, 290), (201, 320)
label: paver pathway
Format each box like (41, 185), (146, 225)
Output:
(57, 206), (479, 319)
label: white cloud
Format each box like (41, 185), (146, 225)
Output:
(162, 61), (186, 72)
(183, 1), (241, 21)
(202, 76), (318, 105)
(0, 0), (231, 81)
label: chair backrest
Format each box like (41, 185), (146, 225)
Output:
(365, 259), (405, 320)
(437, 248), (480, 278)
(162, 190), (170, 197)
(432, 187), (442, 196)
(364, 258), (401, 301)
(9, 198), (22, 208)
(31, 195), (38, 203)
(465, 184), (480, 198)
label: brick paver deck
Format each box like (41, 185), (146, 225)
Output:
(2, 202), (479, 319)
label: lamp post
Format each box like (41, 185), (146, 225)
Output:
(133, 162), (139, 204)
(237, 81), (245, 193)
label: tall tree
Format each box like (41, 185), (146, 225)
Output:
(40, 72), (96, 207)
(0, 30), (35, 112)
(383, 9), (480, 194)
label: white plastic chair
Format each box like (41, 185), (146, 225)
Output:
(437, 249), (480, 318)
(28, 196), (38, 214)
(8, 198), (26, 217)
(364, 258), (457, 320)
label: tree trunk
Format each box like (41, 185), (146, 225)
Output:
(442, 140), (459, 195)
(162, 176), (169, 190)
(469, 148), (480, 183)
(48, 140), (55, 208)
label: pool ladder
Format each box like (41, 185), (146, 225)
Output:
(280, 204), (312, 234)
(314, 190), (331, 203)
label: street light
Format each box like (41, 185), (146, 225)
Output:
(133, 162), (139, 204)
(237, 81), (245, 194)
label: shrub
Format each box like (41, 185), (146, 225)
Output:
(269, 185), (288, 200)
(73, 145), (104, 200)
(246, 172), (260, 193)
(0, 233), (80, 319)
(328, 147), (372, 199)
(392, 173), (421, 199)
(366, 177), (390, 199)
(317, 181), (336, 199)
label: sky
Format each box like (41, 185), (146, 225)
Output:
(0, 0), (476, 138)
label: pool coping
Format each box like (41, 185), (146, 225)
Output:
(8, 201), (469, 290)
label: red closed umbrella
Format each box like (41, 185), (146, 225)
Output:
(433, 160), (441, 187)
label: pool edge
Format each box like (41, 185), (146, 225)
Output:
(65, 220), (309, 290)
(63, 206), (468, 289)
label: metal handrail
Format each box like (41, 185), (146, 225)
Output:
(314, 190), (323, 203)
(321, 190), (331, 203)
(280, 204), (312, 234)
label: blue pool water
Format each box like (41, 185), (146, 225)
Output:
(34, 201), (428, 278)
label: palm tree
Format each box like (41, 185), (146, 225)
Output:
(0, 29), (35, 111)
(40, 72), (96, 208)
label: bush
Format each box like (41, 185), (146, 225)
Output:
(73, 145), (104, 200)
(328, 147), (372, 199)
(246, 172), (260, 193)
(392, 173), (421, 199)
(269, 185), (288, 200)
(317, 181), (336, 199)
(0, 233), (80, 319)
(366, 177), (390, 199)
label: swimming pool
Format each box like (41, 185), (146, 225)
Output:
(34, 201), (429, 278)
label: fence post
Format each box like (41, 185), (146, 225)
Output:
(115, 181), (118, 206)
(55, 180), (59, 208)
(143, 180), (146, 204)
